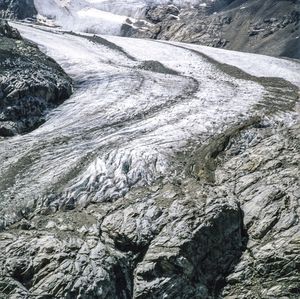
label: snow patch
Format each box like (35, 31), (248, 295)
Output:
(33, 0), (212, 34)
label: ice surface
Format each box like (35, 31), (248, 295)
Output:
(168, 42), (300, 87)
(1, 23), (298, 226)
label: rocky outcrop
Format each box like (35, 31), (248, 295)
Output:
(0, 116), (299, 298)
(219, 122), (300, 298)
(0, 0), (36, 19)
(0, 18), (20, 37)
(0, 21), (72, 136)
(133, 0), (300, 59)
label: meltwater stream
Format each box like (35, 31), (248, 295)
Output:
(0, 23), (299, 227)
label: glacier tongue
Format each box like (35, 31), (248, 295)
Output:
(3, 22), (299, 228)
(0, 22), (271, 225)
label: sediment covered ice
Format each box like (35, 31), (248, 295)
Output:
(1, 22), (299, 227)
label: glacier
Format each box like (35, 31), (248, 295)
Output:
(0, 4), (300, 294)
(1, 22), (299, 227)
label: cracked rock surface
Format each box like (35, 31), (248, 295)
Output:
(133, 0), (300, 59)
(1, 120), (299, 299)
(0, 22), (299, 298)
(0, 21), (72, 137)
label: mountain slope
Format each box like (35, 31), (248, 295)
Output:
(0, 0), (36, 19)
(133, 0), (300, 59)
(0, 1), (299, 298)
(0, 0), (298, 58)
(0, 22), (299, 298)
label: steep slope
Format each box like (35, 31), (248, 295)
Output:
(0, 20), (72, 136)
(133, 0), (300, 58)
(0, 23), (299, 298)
(1, 0), (298, 58)
(0, 0), (36, 19)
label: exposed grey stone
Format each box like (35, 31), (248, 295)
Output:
(0, 0), (36, 19)
(133, 0), (300, 59)
(0, 119), (299, 298)
(0, 21), (72, 136)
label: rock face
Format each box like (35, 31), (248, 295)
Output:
(219, 122), (300, 298)
(0, 21), (72, 136)
(132, 0), (300, 59)
(0, 0), (36, 19)
(1, 119), (299, 298)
